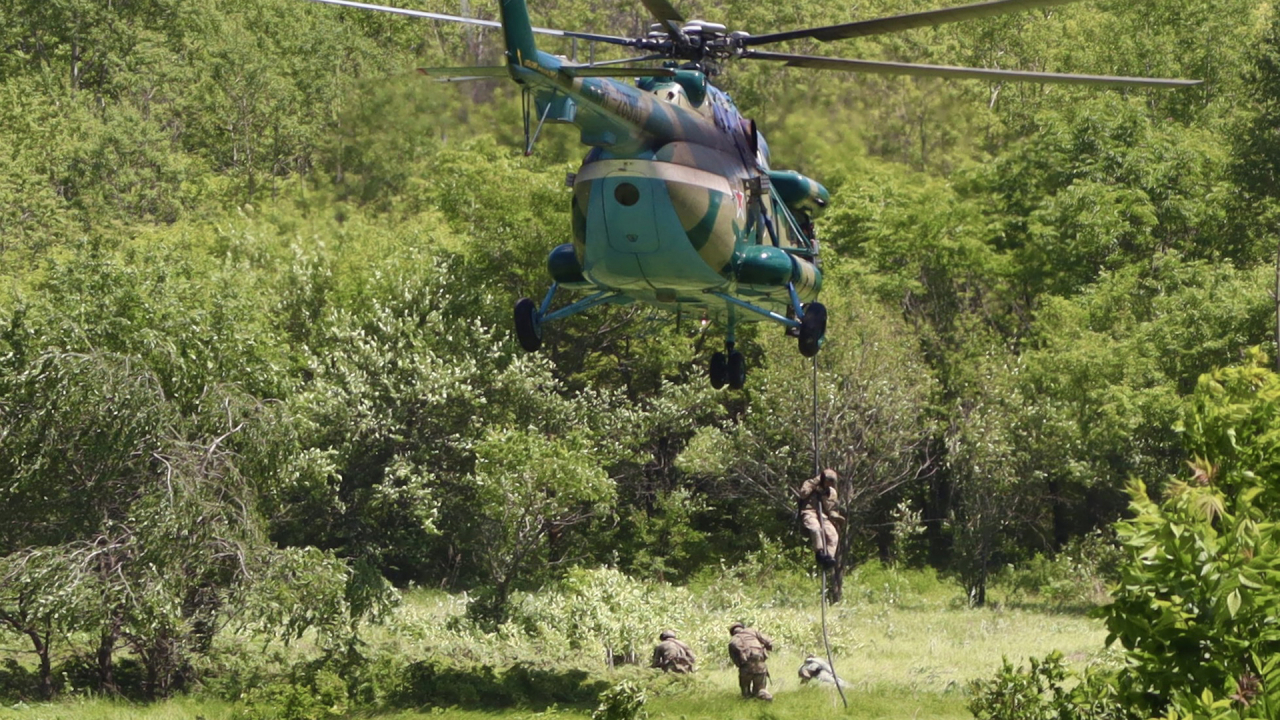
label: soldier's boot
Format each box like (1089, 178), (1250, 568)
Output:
(757, 690), (774, 701)
(816, 550), (837, 569)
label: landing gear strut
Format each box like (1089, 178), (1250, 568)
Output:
(512, 286), (625, 353)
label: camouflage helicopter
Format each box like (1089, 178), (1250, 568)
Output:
(306, 0), (1199, 389)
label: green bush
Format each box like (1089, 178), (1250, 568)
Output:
(997, 531), (1123, 609)
(967, 652), (1130, 720)
(381, 658), (606, 711)
(0, 659), (40, 703)
(591, 680), (647, 720)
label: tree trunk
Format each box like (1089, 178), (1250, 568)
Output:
(24, 629), (53, 700)
(924, 473), (953, 566)
(96, 630), (118, 696)
(1048, 478), (1069, 550)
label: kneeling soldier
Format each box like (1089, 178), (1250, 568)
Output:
(650, 630), (695, 673)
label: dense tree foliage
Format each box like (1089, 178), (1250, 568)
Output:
(2, 0), (1279, 702)
(970, 351), (1280, 719)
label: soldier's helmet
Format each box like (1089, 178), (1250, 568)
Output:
(659, 630), (677, 640)
(821, 468), (838, 484)
(729, 622), (745, 634)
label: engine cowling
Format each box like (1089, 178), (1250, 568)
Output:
(734, 245), (822, 300)
(768, 170), (830, 221)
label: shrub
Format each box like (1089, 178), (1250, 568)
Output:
(591, 680), (647, 720)
(0, 659), (40, 703)
(997, 530), (1123, 609)
(967, 652), (1130, 720)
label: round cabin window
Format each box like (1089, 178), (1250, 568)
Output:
(614, 182), (640, 206)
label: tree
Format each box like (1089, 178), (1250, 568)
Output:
(465, 427), (615, 625)
(678, 286), (938, 600)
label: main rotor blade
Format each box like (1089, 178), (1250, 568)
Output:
(743, 51), (1203, 87)
(640, 0), (685, 28)
(303, 0), (637, 47)
(744, 0), (1083, 46)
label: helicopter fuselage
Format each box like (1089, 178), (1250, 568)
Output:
(502, 14), (827, 327)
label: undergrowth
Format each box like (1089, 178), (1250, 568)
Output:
(0, 561), (1106, 720)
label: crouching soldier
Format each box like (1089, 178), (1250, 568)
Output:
(797, 468), (843, 569)
(798, 654), (849, 687)
(728, 622), (773, 701)
(650, 630), (695, 673)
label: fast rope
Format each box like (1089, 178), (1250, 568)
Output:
(811, 356), (848, 709)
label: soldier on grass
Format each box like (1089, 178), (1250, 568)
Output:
(798, 654), (849, 688)
(650, 629), (696, 673)
(728, 622), (773, 701)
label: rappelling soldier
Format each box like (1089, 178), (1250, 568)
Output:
(650, 630), (696, 673)
(728, 622), (773, 701)
(797, 468), (843, 569)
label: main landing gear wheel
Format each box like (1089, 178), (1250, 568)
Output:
(798, 302), (827, 358)
(513, 298), (542, 352)
(727, 351), (746, 389)
(709, 352), (727, 389)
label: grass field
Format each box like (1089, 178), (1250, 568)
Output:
(0, 565), (1110, 720)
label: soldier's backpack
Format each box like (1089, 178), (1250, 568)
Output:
(729, 633), (766, 667)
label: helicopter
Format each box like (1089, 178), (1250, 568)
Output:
(305, 0), (1200, 389)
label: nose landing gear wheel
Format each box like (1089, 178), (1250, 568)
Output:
(709, 352), (727, 389)
(798, 302), (827, 358)
(514, 298), (542, 352)
(727, 351), (746, 389)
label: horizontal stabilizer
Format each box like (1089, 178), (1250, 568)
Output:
(560, 66), (676, 77)
(417, 66), (508, 81)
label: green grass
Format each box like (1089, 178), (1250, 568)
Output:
(0, 565), (1109, 720)
(0, 697), (239, 720)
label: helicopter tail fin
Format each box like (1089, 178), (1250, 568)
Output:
(499, 0), (538, 68)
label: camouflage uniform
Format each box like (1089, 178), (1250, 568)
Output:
(797, 468), (842, 569)
(650, 630), (695, 673)
(798, 654), (849, 687)
(728, 623), (773, 701)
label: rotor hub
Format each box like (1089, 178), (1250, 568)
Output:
(637, 20), (748, 76)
